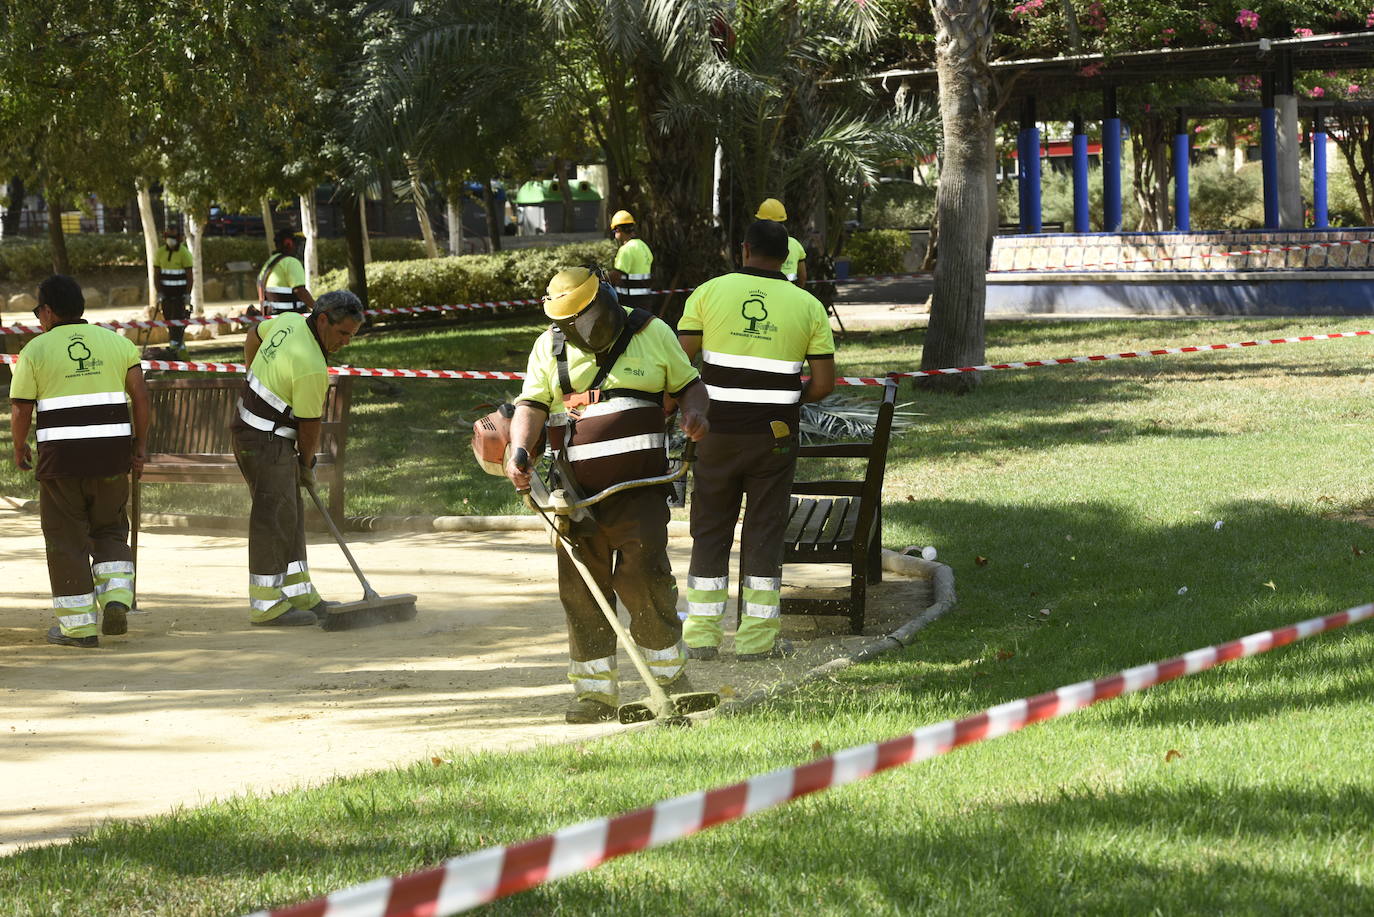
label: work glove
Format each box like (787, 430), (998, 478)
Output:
(297, 460), (317, 489)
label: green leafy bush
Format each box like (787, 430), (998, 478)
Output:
(865, 180), (935, 229)
(0, 234), (431, 283)
(316, 241), (617, 309)
(1188, 159), (1262, 230)
(844, 230), (910, 276)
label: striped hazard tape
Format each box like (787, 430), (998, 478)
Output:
(4, 329), (1371, 384)
(244, 602), (1374, 917)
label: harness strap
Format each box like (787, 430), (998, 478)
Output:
(552, 307), (655, 400)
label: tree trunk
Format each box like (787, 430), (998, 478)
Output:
(260, 197), (275, 256)
(299, 192), (319, 286)
(446, 195), (463, 256)
(555, 159), (575, 233)
(136, 179), (160, 310)
(360, 195), (372, 264)
(483, 178), (502, 252)
(46, 194), (70, 275)
(919, 0), (995, 394)
(343, 190), (369, 308)
(2, 176), (22, 239)
(186, 207), (206, 315)
(1333, 110), (1374, 225)
(1061, 0), (1083, 51)
(407, 160), (439, 259)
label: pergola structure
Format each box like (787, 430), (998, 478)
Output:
(861, 32), (1374, 233)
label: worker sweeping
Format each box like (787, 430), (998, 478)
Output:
(502, 267), (708, 724)
(232, 290), (363, 626)
(8, 275), (150, 647)
(607, 210), (655, 315)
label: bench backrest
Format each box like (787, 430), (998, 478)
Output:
(790, 380), (897, 530)
(144, 374), (352, 458)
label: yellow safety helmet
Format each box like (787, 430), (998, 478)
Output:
(543, 267), (601, 320)
(610, 209), (636, 229)
(755, 198), (787, 222)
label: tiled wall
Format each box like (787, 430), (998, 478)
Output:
(989, 231), (1374, 273)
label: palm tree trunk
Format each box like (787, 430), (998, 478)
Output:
(919, 0), (995, 393)
(343, 190), (369, 307)
(3, 176), (24, 239)
(555, 158), (575, 233)
(407, 161), (439, 259)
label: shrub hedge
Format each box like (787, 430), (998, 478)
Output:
(316, 240), (618, 309)
(844, 229), (910, 276)
(0, 234), (428, 282)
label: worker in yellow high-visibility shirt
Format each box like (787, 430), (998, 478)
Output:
(607, 210), (655, 314)
(152, 226), (194, 352)
(9, 275), (150, 647)
(755, 198), (808, 288)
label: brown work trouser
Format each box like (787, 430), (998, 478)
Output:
(161, 294), (188, 346)
(39, 475), (133, 633)
(689, 430), (797, 583)
(559, 487), (681, 665)
(233, 427), (320, 621)
(685, 430), (797, 654)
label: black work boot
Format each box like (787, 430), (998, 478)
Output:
(737, 637), (795, 662)
(252, 607), (319, 627)
(565, 697), (617, 724)
(102, 602), (129, 636)
(47, 626), (98, 648)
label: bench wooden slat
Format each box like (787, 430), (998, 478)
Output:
(779, 381), (897, 634)
(796, 498), (832, 548)
(140, 375), (352, 523)
(783, 497), (814, 545)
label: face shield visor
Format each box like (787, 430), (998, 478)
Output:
(552, 282), (625, 354)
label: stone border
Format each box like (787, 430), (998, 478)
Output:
(708, 549), (957, 717)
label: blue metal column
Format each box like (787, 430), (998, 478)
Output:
(1102, 87), (1123, 232)
(1018, 96), (1042, 233)
(1173, 109), (1190, 232)
(1260, 73), (1279, 229)
(1016, 129), (1029, 229)
(1313, 117), (1329, 229)
(1072, 113), (1090, 232)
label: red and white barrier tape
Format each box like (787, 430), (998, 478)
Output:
(7, 327), (1362, 386)
(244, 601), (1374, 917)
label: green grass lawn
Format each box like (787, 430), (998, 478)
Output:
(3, 316), (1374, 914)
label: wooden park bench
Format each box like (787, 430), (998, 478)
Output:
(139, 375), (353, 523)
(778, 379), (897, 635)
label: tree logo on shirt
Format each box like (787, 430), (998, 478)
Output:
(67, 339), (92, 372)
(741, 297), (768, 334)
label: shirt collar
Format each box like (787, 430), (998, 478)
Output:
(738, 266), (787, 281)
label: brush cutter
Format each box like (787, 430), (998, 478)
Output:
(302, 476), (418, 631)
(515, 443), (720, 726)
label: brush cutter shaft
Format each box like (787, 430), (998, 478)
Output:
(304, 478), (378, 600)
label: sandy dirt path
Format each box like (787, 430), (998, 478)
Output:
(0, 508), (931, 855)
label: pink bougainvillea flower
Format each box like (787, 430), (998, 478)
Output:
(1237, 9), (1260, 30)
(1349, 83), (1362, 95)
(1309, 86), (1326, 97)
(1200, 19), (1219, 35)
(1079, 62), (1104, 77)
(1294, 28), (1314, 38)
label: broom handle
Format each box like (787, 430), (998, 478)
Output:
(130, 470), (140, 609)
(303, 476), (378, 599)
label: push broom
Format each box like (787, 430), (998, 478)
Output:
(302, 477), (418, 631)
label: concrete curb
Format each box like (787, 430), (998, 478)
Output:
(710, 548), (957, 717)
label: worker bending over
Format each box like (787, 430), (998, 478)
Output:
(678, 219), (835, 661)
(9, 275), (150, 647)
(233, 291), (362, 626)
(505, 267), (708, 723)
(257, 228), (314, 316)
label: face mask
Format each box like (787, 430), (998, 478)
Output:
(554, 287), (625, 354)
(165, 238), (178, 250)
